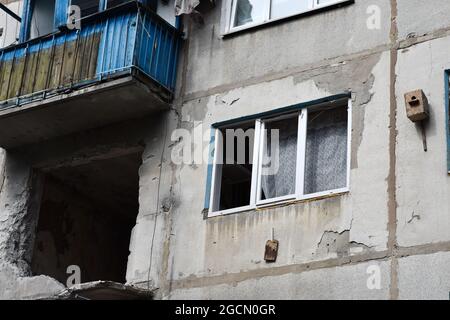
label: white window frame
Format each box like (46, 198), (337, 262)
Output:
(208, 99), (352, 218)
(227, 0), (348, 33)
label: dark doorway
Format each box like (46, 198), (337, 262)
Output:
(31, 152), (142, 284)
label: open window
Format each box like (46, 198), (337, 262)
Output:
(210, 122), (257, 212)
(209, 98), (351, 216)
(106, 0), (129, 9)
(30, 0), (56, 39)
(71, 0), (101, 17)
(27, 0), (102, 40)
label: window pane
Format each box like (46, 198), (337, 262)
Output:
(271, 0), (310, 20)
(217, 123), (255, 211)
(260, 116), (298, 200)
(106, 0), (128, 9)
(316, 0), (338, 6)
(233, 0), (267, 28)
(71, 0), (100, 17)
(304, 106), (348, 194)
(30, 0), (56, 39)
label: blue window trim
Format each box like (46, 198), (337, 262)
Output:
(99, 0), (108, 10)
(19, 0), (33, 42)
(203, 92), (351, 210)
(55, 0), (70, 30)
(445, 70), (450, 173)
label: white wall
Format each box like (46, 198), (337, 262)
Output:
(0, 0), (23, 48)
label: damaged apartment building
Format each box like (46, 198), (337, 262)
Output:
(1, 0), (450, 300)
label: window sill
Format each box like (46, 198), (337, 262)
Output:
(207, 188), (349, 218)
(221, 0), (354, 38)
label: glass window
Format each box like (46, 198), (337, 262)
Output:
(304, 106), (348, 194)
(210, 122), (256, 212)
(230, 0), (343, 31)
(71, 0), (100, 17)
(209, 99), (351, 216)
(30, 0), (56, 39)
(271, 0), (310, 20)
(106, 0), (129, 9)
(232, 0), (268, 28)
(260, 116), (298, 201)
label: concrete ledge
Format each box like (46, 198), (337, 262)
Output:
(0, 76), (168, 149)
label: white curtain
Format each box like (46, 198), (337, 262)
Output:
(304, 108), (347, 194)
(261, 118), (297, 200)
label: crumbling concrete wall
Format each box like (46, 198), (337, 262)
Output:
(111, 0), (395, 299)
(32, 176), (132, 284)
(0, 151), (65, 299)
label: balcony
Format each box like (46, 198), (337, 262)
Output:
(0, 1), (182, 148)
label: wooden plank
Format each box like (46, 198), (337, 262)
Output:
(80, 33), (95, 81)
(61, 39), (78, 86)
(21, 50), (39, 96)
(0, 60), (12, 101)
(49, 42), (65, 89)
(8, 55), (26, 99)
(33, 47), (52, 93)
(87, 32), (101, 79)
(73, 34), (87, 83)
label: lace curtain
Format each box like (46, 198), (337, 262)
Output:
(260, 107), (348, 200)
(304, 107), (348, 194)
(261, 117), (298, 200)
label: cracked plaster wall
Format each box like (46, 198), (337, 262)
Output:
(164, 51), (391, 296)
(395, 35), (450, 248)
(161, 0), (450, 300)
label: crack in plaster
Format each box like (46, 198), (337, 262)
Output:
(316, 230), (372, 258)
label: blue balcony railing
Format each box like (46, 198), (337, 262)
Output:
(0, 1), (182, 108)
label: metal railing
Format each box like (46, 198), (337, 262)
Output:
(0, 2), (181, 108)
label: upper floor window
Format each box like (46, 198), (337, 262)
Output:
(30, 0), (56, 39)
(230, 0), (344, 31)
(71, 0), (100, 17)
(208, 98), (351, 217)
(105, 0), (129, 9)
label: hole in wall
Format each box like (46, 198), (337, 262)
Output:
(31, 151), (142, 284)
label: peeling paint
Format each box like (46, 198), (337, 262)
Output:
(317, 230), (372, 258)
